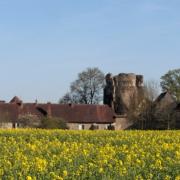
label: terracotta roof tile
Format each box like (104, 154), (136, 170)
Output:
(0, 101), (115, 124)
(0, 104), (19, 122)
(50, 104), (115, 123)
(19, 103), (45, 117)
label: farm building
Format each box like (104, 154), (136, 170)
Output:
(0, 96), (117, 130)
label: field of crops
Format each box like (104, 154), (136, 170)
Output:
(0, 130), (179, 180)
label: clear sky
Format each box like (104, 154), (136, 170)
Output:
(0, 0), (180, 103)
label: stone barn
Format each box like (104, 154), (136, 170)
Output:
(0, 97), (115, 130)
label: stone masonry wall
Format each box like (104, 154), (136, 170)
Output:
(104, 73), (144, 115)
(68, 123), (112, 130)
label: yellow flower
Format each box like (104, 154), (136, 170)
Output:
(68, 159), (72, 163)
(175, 151), (180, 159)
(26, 176), (32, 180)
(155, 160), (162, 167)
(122, 167), (127, 175)
(88, 162), (94, 167)
(63, 170), (68, 177)
(136, 159), (141, 164)
(135, 175), (144, 180)
(0, 169), (4, 176)
(35, 158), (47, 172)
(83, 149), (88, 156)
(164, 175), (171, 180)
(119, 160), (123, 166)
(147, 173), (153, 180)
(56, 176), (64, 180)
(99, 168), (103, 173)
(0, 129), (179, 179)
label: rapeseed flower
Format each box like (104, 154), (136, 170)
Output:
(0, 129), (179, 179)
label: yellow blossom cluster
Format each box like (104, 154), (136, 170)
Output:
(0, 129), (179, 179)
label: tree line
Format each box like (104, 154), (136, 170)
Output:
(60, 67), (180, 105)
(59, 67), (180, 130)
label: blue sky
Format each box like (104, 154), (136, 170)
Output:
(0, 0), (180, 103)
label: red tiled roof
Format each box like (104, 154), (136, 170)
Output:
(50, 104), (115, 123)
(19, 103), (45, 117)
(10, 96), (22, 104)
(0, 101), (115, 124)
(0, 103), (19, 122)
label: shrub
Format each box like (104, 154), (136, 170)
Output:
(39, 117), (69, 129)
(18, 114), (41, 128)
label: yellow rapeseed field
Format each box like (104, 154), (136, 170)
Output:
(0, 129), (179, 180)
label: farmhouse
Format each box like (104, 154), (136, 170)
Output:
(0, 96), (116, 130)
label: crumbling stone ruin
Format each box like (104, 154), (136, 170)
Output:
(104, 73), (144, 115)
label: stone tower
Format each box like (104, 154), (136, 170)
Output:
(104, 73), (144, 115)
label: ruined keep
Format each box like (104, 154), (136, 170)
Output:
(104, 73), (144, 115)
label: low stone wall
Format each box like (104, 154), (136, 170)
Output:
(114, 116), (133, 130)
(0, 122), (13, 129)
(0, 120), (132, 130)
(67, 123), (111, 130)
(68, 118), (132, 130)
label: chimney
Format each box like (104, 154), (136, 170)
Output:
(47, 102), (52, 117)
(34, 99), (38, 106)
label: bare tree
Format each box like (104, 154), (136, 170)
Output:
(59, 67), (105, 104)
(154, 104), (176, 130)
(144, 80), (160, 101)
(128, 79), (179, 130)
(59, 92), (80, 104)
(128, 80), (160, 129)
(18, 114), (41, 128)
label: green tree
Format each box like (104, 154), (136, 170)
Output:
(60, 67), (105, 104)
(160, 69), (180, 101)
